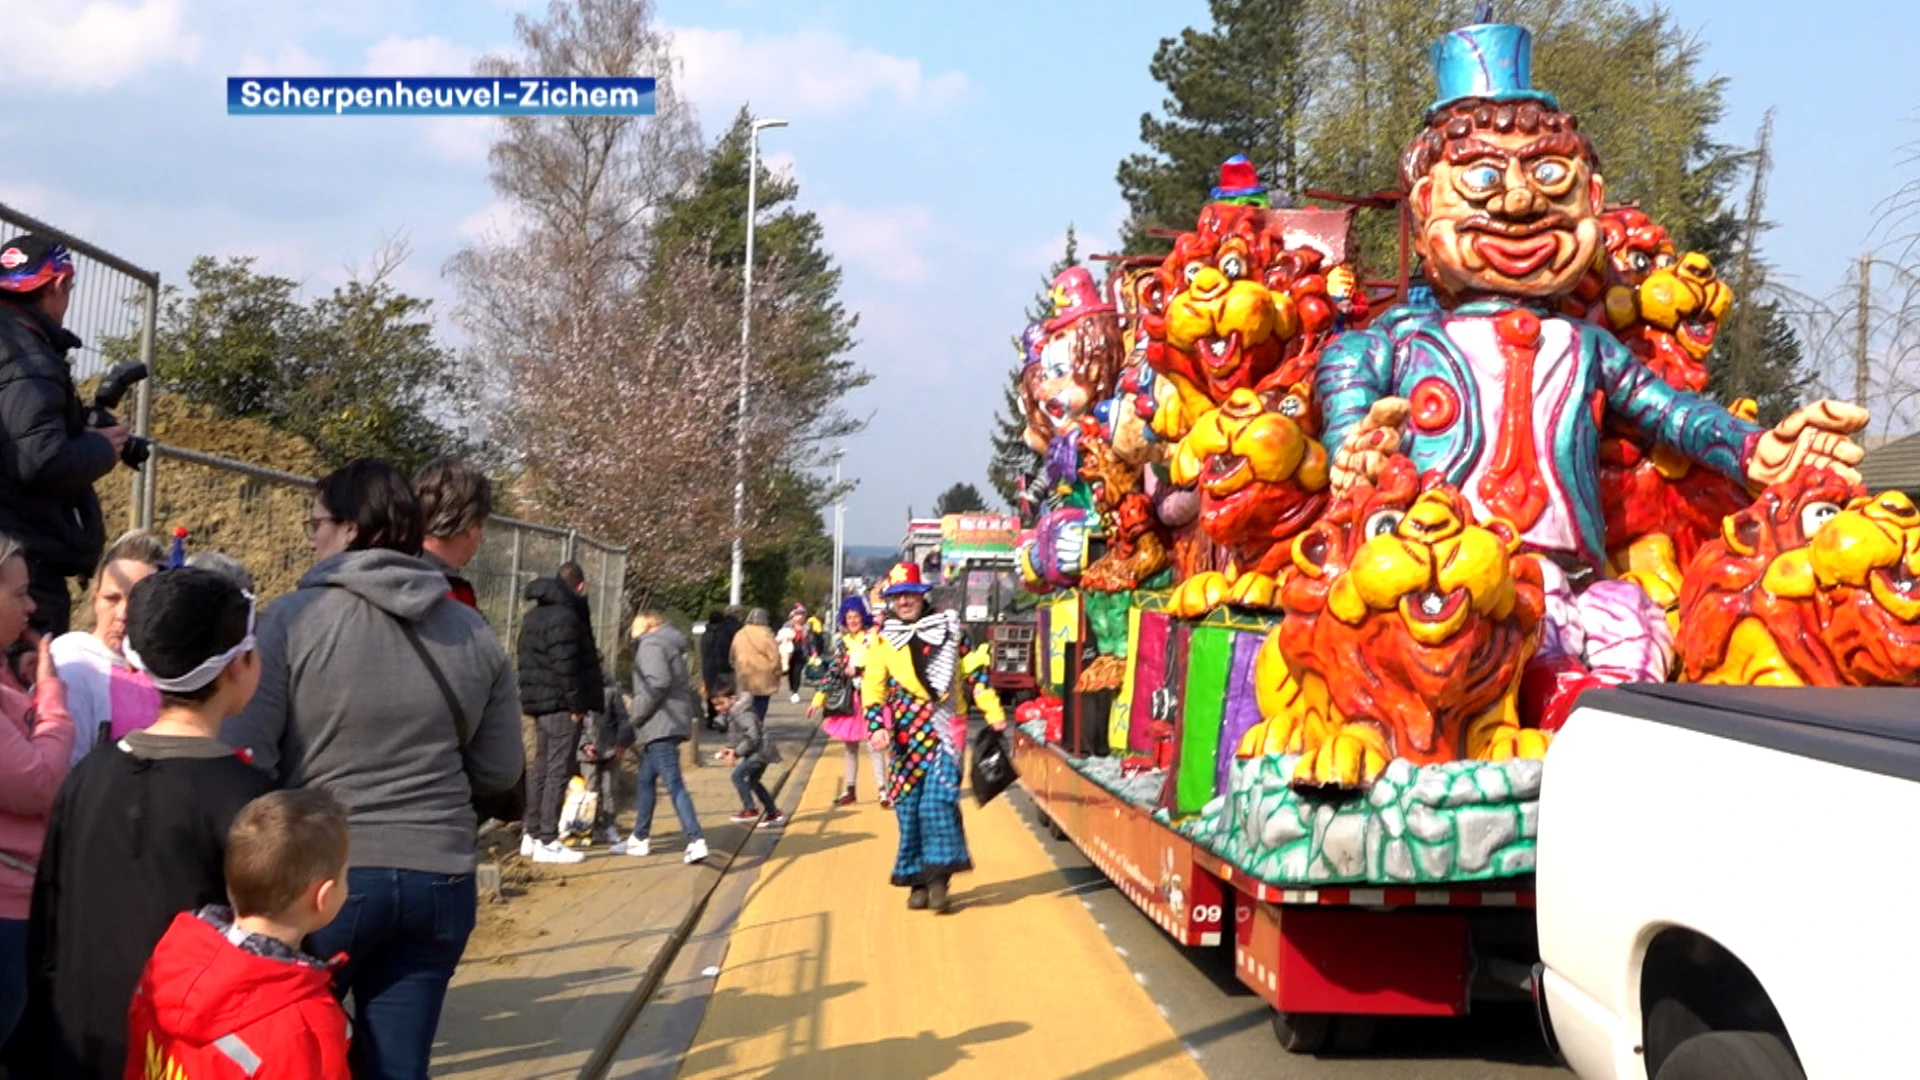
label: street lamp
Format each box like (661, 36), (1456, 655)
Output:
(730, 115), (789, 608)
(828, 446), (846, 649)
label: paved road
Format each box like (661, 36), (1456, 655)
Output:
(1000, 786), (1571, 1080)
(433, 702), (822, 1079)
(663, 742), (1211, 1079)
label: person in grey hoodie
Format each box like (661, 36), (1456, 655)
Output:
(609, 610), (707, 864)
(222, 459), (525, 1080)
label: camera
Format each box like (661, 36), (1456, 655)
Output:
(88, 361), (151, 469)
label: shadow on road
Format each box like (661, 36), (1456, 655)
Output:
(433, 966), (637, 1078)
(954, 864), (1108, 910)
(697, 1021), (1032, 1080)
(669, 980), (868, 1077)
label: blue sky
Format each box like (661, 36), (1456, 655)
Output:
(1, 0), (1914, 548)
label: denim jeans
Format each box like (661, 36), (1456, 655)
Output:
(751, 695), (771, 722)
(730, 759), (776, 815)
(306, 868), (477, 1080)
(633, 739), (703, 841)
(0, 918), (25, 1047)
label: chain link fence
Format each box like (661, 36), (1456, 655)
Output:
(137, 444), (629, 654)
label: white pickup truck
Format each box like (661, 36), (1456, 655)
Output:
(1536, 684), (1920, 1080)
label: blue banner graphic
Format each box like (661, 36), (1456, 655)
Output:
(227, 77), (656, 116)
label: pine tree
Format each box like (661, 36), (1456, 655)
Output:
(1120, 1), (1745, 274)
(933, 483), (990, 515)
(987, 226), (1080, 509)
(1115, 0), (1310, 253)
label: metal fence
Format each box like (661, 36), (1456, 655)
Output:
(137, 444), (630, 655)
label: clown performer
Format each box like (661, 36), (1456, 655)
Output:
(807, 594), (886, 808)
(1317, 20), (1867, 592)
(862, 563), (1006, 914)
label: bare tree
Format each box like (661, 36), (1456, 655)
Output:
(1787, 122), (1920, 440)
(502, 243), (816, 605)
(447, 0), (703, 435)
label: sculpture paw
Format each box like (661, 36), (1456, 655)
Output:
(1290, 727), (1392, 791)
(1237, 714), (1305, 758)
(1227, 571), (1283, 611)
(1475, 726), (1552, 762)
(1168, 572), (1230, 618)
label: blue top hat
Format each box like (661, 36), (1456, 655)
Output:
(1426, 23), (1560, 117)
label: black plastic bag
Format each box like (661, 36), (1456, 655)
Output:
(820, 666), (856, 716)
(970, 724), (1018, 807)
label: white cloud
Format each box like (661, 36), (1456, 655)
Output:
(761, 151), (799, 185)
(2, 0), (201, 92)
(422, 115), (497, 163)
(455, 200), (526, 244)
(238, 43), (327, 77)
(816, 203), (935, 287)
(360, 37), (492, 163)
(211, 238), (312, 282)
(668, 27), (968, 120)
(362, 34), (476, 77)
(0, 182), (100, 235)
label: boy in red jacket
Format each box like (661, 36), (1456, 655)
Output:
(126, 787), (351, 1079)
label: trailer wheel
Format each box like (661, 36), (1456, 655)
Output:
(1034, 807), (1052, 832)
(1653, 1031), (1803, 1080)
(1329, 1015), (1377, 1054)
(1049, 819), (1067, 841)
(1270, 1010), (1332, 1054)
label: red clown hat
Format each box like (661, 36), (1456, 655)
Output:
(1043, 266), (1117, 333)
(880, 561), (932, 596)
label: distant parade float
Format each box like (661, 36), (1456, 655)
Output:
(1008, 16), (1882, 893)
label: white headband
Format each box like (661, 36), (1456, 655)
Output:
(125, 592), (258, 694)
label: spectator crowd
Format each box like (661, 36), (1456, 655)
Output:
(0, 232), (856, 1079)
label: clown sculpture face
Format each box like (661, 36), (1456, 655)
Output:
(1407, 102), (1606, 303)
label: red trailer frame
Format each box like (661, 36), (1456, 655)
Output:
(1012, 727), (1539, 1054)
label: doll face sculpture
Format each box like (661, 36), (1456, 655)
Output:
(1021, 268), (1126, 454)
(1404, 100), (1606, 304)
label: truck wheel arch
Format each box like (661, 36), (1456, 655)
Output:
(1639, 926), (1798, 1077)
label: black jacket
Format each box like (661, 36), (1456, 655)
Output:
(15, 732), (275, 1079)
(517, 578), (605, 717)
(700, 613), (740, 688)
(0, 301), (112, 576)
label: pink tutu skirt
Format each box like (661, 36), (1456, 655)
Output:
(821, 712), (869, 743)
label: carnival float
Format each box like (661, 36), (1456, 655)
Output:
(1001, 16), (1885, 1050)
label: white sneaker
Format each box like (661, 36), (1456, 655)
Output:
(789, 692), (801, 703)
(610, 835), (649, 857)
(684, 838), (710, 864)
(519, 833), (536, 858)
(533, 840), (585, 864)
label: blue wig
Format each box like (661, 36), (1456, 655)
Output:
(838, 594), (871, 629)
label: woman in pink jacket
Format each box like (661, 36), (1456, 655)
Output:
(0, 532), (73, 1045)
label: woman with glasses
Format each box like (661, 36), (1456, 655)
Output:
(224, 459), (526, 1080)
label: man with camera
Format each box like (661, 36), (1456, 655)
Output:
(0, 234), (130, 635)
